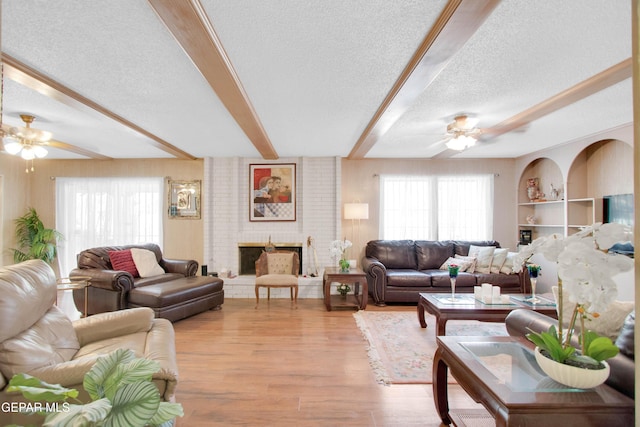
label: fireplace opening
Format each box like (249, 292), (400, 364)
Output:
(238, 243), (303, 275)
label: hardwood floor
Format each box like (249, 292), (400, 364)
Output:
(172, 298), (483, 426)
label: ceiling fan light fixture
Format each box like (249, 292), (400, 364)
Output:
(3, 140), (23, 155)
(446, 134), (477, 151)
(1, 114), (52, 172)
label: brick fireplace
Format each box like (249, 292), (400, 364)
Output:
(238, 242), (303, 275)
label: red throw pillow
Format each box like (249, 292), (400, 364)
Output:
(108, 249), (139, 277)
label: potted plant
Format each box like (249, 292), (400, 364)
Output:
(7, 348), (183, 426)
(329, 238), (352, 272)
(11, 207), (63, 264)
(514, 222), (633, 388)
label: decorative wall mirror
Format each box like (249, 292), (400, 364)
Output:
(168, 180), (201, 219)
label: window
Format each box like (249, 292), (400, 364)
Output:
(56, 177), (163, 276)
(380, 174), (493, 240)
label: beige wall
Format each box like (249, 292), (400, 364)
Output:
(341, 158), (518, 259)
(0, 157), (204, 271)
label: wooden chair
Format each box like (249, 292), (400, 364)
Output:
(255, 250), (299, 309)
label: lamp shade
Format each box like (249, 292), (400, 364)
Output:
(344, 203), (369, 220)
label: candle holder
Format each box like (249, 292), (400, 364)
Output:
(448, 264), (460, 302)
(527, 264), (541, 303)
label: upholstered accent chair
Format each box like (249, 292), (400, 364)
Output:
(254, 250), (300, 308)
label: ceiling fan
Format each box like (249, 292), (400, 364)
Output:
(442, 114), (483, 151)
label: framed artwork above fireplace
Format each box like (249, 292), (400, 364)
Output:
(250, 163), (296, 221)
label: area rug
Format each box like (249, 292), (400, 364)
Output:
(353, 310), (508, 385)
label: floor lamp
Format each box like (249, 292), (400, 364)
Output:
(344, 202), (369, 261)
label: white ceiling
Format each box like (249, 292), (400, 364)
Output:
(0, 0), (633, 161)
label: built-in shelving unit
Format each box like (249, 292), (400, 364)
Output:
(517, 139), (632, 244)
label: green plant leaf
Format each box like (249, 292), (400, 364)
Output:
(585, 335), (620, 362)
(149, 402), (184, 426)
(43, 399), (111, 427)
(106, 381), (161, 427)
(7, 373), (79, 402)
(103, 357), (159, 401)
(84, 349), (136, 401)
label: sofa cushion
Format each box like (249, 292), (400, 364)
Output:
(108, 249), (139, 277)
(0, 306), (80, 379)
(431, 271), (476, 288)
(0, 260), (58, 343)
(385, 270), (431, 288)
(500, 251), (519, 274)
(416, 241), (454, 270)
(468, 245), (496, 274)
(615, 311), (634, 359)
(439, 256), (474, 272)
(490, 248), (509, 273)
(131, 248), (166, 277)
(366, 240), (417, 269)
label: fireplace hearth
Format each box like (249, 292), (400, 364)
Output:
(238, 242), (303, 275)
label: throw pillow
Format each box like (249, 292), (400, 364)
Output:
(615, 311), (634, 359)
(108, 249), (139, 277)
(552, 286), (634, 340)
(468, 245), (496, 274)
(130, 248), (165, 278)
(267, 252), (294, 275)
(490, 248), (509, 274)
(500, 252), (519, 274)
(439, 256), (473, 272)
(455, 255), (477, 273)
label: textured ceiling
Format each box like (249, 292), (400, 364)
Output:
(0, 0), (633, 160)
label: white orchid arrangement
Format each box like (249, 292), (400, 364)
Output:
(330, 238), (352, 259)
(515, 222), (633, 367)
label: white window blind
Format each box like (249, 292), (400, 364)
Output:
(56, 177), (163, 276)
(380, 174), (493, 241)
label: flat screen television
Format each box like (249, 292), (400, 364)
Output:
(603, 193), (634, 227)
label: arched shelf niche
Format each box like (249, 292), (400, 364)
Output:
(567, 138), (633, 233)
(517, 157), (563, 242)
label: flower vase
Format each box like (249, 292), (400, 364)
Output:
(534, 347), (609, 389)
(448, 264), (459, 302)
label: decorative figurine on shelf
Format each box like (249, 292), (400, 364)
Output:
(527, 178), (540, 202)
(526, 215), (536, 224)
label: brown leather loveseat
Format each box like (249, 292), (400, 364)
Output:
(362, 240), (529, 306)
(70, 243), (224, 322)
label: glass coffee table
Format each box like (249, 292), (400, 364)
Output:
(417, 292), (558, 335)
(433, 335), (634, 426)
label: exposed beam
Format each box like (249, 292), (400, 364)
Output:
(434, 58), (633, 158)
(148, 0), (279, 160)
(2, 53), (195, 160)
(348, 0), (502, 159)
(47, 139), (113, 160)
(484, 58), (633, 138)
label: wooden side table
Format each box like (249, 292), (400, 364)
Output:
(322, 267), (367, 311)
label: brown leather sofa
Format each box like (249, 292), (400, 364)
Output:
(0, 260), (178, 426)
(505, 309), (634, 398)
(362, 240), (529, 306)
(69, 243), (224, 322)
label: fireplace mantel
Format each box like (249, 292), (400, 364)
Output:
(238, 242), (303, 275)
